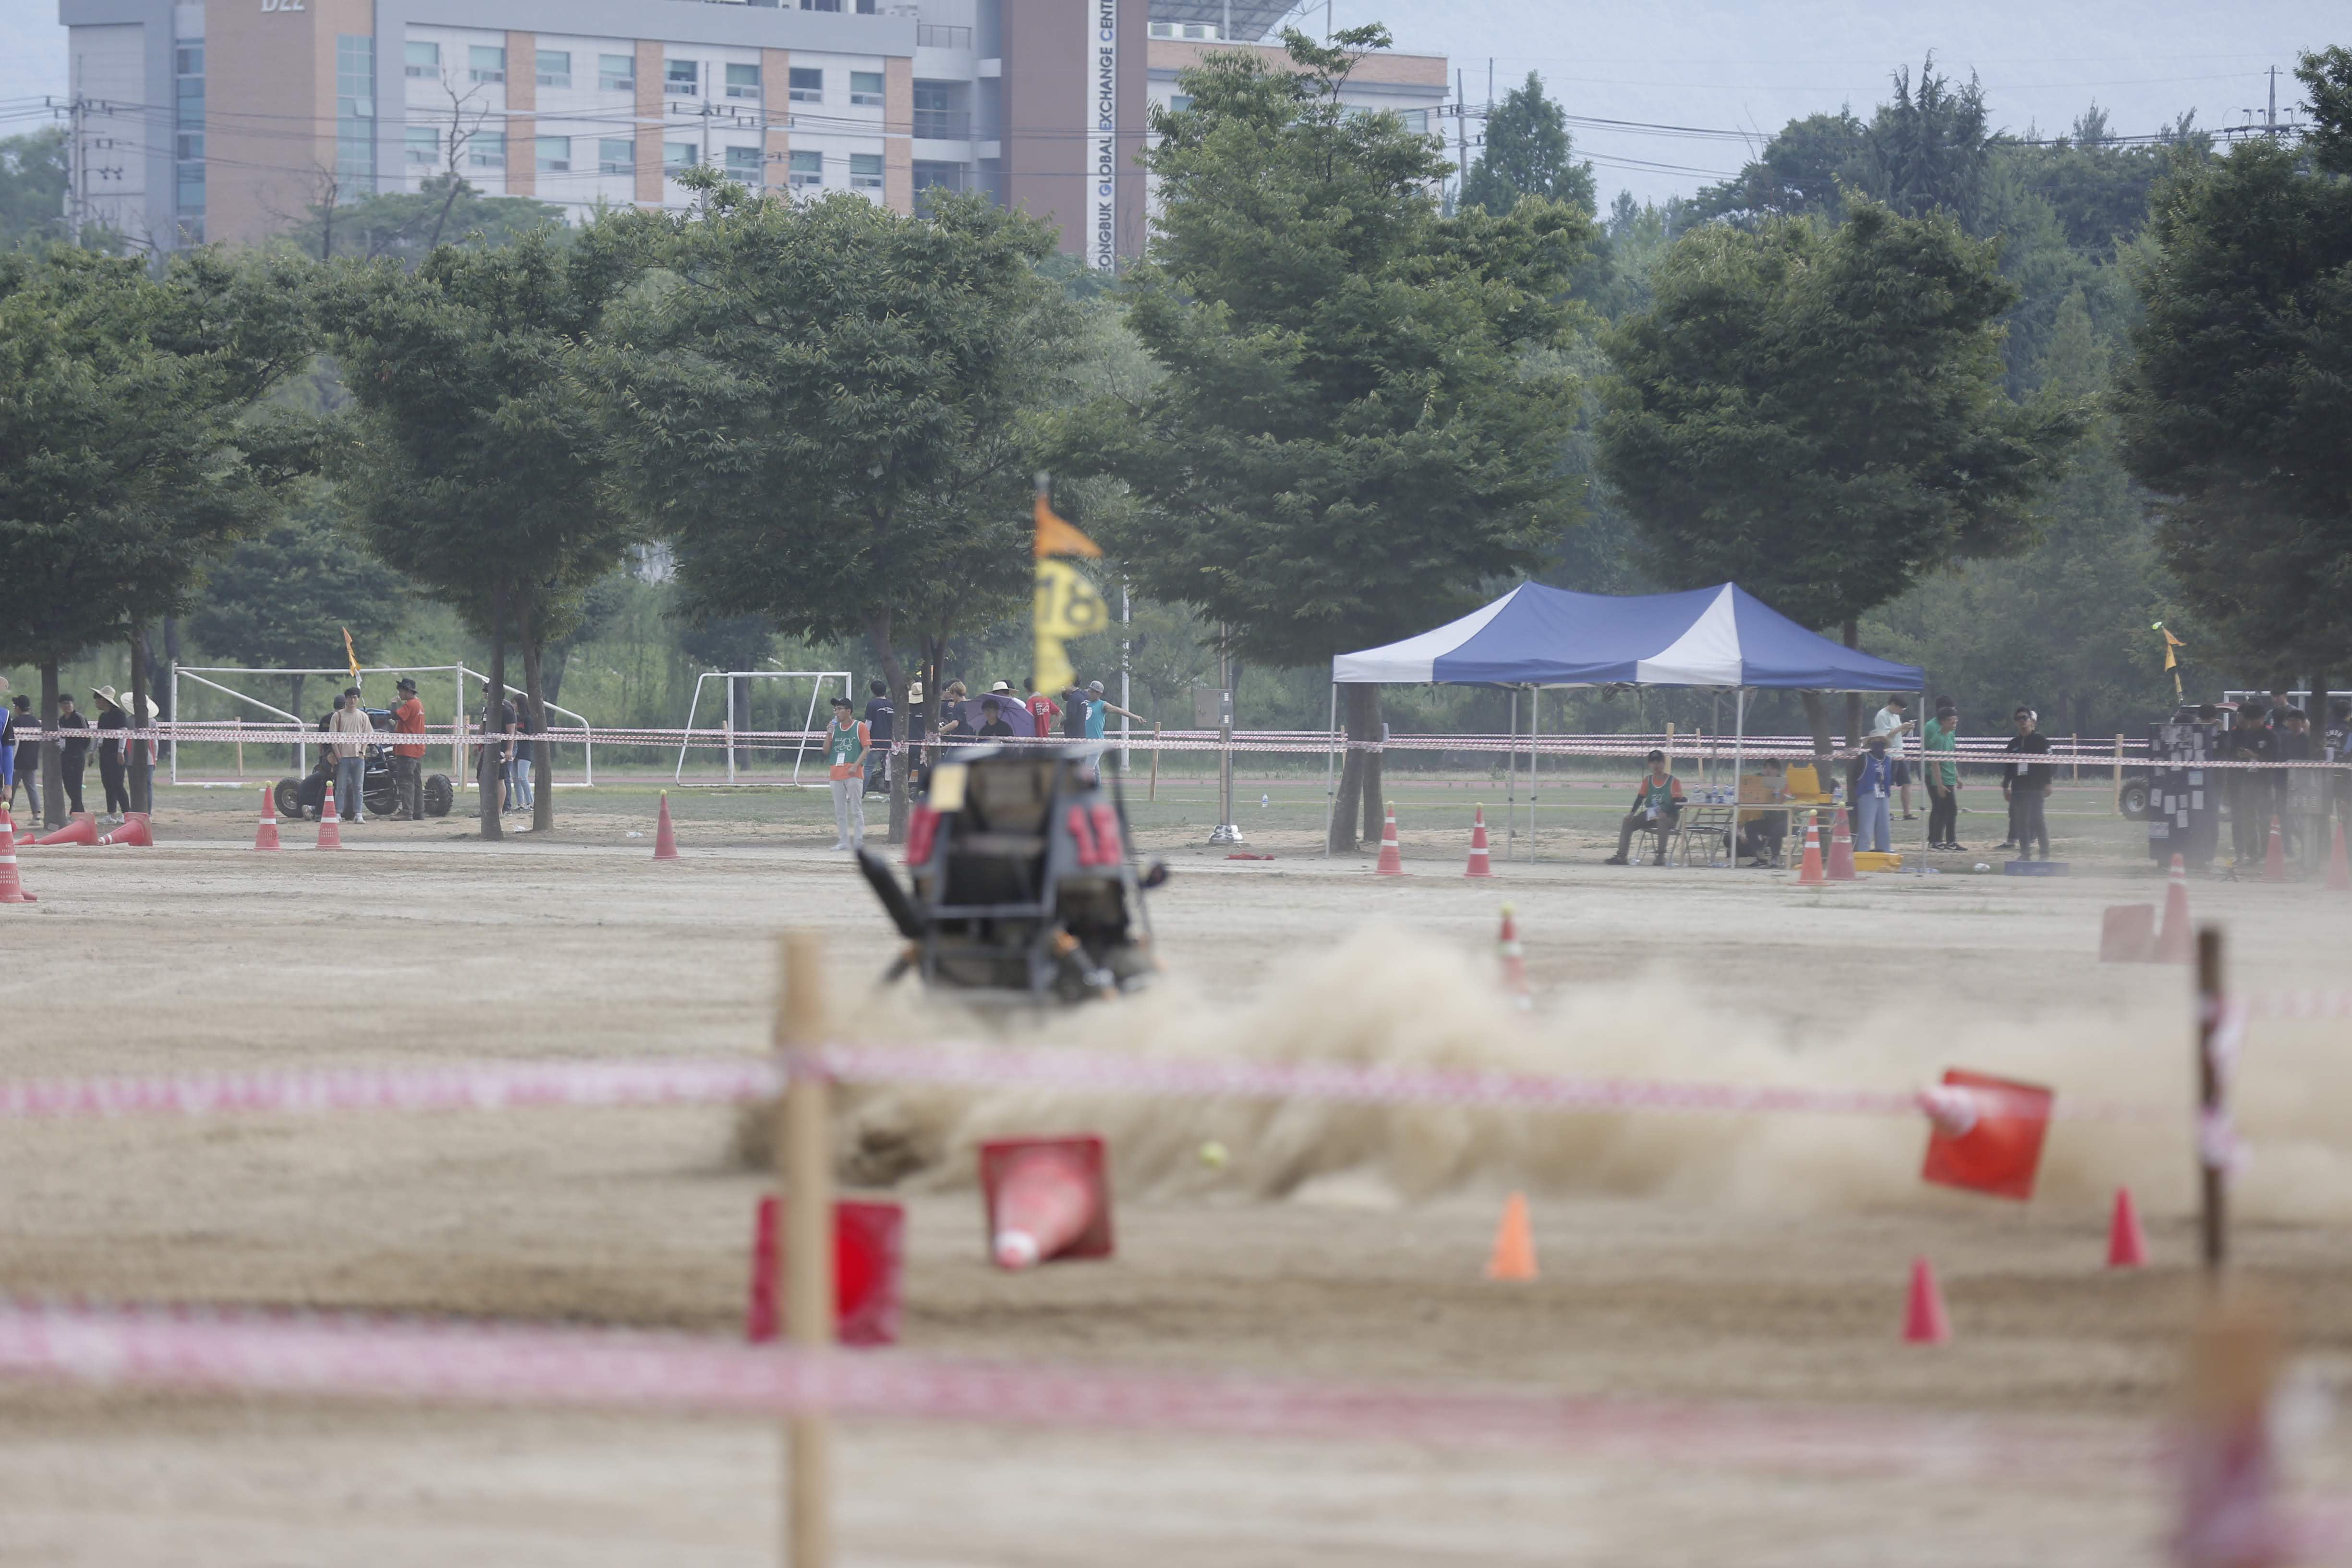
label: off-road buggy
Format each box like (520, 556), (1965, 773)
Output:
(276, 708), (454, 821)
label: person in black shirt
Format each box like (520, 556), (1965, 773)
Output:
(2000, 706), (2054, 860)
(976, 697), (1016, 739)
(2227, 709), (2275, 866)
(861, 680), (895, 797)
(91, 686), (131, 821)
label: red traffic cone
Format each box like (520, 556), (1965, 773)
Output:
(1463, 805), (1493, 878)
(0, 813), (35, 905)
(744, 1193), (905, 1347)
(2262, 816), (2287, 883)
(95, 811), (151, 847)
(1826, 805), (1859, 881)
(1796, 810), (1828, 885)
(1484, 1191), (1538, 1281)
(1919, 1069), (2054, 1202)
(1373, 802), (1405, 876)
(2155, 853), (2194, 965)
(653, 790), (680, 860)
(1903, 1257), (1951, 1344)
(31, 812), (97, 847)
(253, 784), (281, 851)
(2329, 819), (2351, 894)
(316, 782), (343, 850)
(1496, 904), (1531, 1009)
(2108, 1186), (2147, 1268)
(980, 1135), (1113, 1270)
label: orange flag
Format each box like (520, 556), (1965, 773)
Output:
(1034, 482), (1102, 559)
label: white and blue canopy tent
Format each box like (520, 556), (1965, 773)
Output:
(1329, 583), (1925, 861)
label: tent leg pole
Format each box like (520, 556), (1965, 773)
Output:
(1322, 682), (1338, 860)
(1531, 690), (1540, 865)
(1505, 689), (1516, 861)
(1732, 688), (1745, 871)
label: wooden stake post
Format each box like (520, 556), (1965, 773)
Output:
(2196, 926), (2228, 1276)
(775, 931), (834, 1568)
(1148, 722), (1160, 802)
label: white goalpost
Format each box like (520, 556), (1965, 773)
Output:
(673, 670), (852, 787)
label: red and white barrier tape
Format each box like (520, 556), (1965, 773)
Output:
(0, 1297), (2147, 1479)
(0, 1043), (2164, 1125)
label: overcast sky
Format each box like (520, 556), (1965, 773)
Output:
(3, 0), (2342, 206)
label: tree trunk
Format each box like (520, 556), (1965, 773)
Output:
(1841, 620), (1861, 750)
(1330, 683), (1382, 854)
(38, 661), (62, 829)
(128, 625), (151, 814)
(480, 592), (505, 840)
(521, 602), (552, 834)
(867, 608), (908, 845)
(289, 673), (307, 775)
(1800, 691), (1834, 784)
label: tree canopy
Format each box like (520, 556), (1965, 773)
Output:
(285, 174), (568, 265)
(1458, 72), (1596, 219)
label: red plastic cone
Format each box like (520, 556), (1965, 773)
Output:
(315, 782), (343, 850)
(1796, 810), (1828, 885)
(95, 811), (151, 847)
(0, 814), (34, 905)
(2262, 816), (2287, 883)
(1496, 904), (1531, 1009)
(980, 1135), (1113, 1270)
(653, 790), (680, 860)
(1463, 805), (1493, 878)
(1920, 1069), (2054, 1202)
(1826, 805), (1859, 881)
(744, 1194), (905, 1347)
(2330, 820), (2351, 894)
(253, 784), (281, 851)
(1484, 1191), (1538, 1281)
(1373, 802), (1405, 876)
(1903, 1257), (1951, 1343)
(2155, 853), (2194, 965)
(2099, 903), (2157, 963)
(2108, 1186), (2147, 1268)
(30, 812), (97, 847)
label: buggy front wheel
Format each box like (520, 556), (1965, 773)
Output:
(423, 774), (454, 818)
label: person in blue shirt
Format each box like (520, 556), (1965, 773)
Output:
(1850, 733), (1897, 854)
(1061, 679), (1143, 741)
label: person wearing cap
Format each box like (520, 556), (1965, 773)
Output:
(91, 685), (131, 823)
(1605, 750), (1685, 865)
(1062, 679), (1141, 741)
(824, 694), (869, 851)
(327, 691), (372, 823)
(2000, 706), (2054, 860)
(3, 691), (38, 821)
(1921, 698), (1964, 851)
(389, 678), (426, 819)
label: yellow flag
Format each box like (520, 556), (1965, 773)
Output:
(342, 627), (361, 683)
(1034, 559), (1108, 697)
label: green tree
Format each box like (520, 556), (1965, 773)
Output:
(590, 171), (1078, 839)
(2114, 46), (2352, 684)
(1059, 26), (1591, 851)
(0, 245), (315, 822)
(285, 174), (566, 265)
(1678, 111), (1869, 228)
(316, 227), (641, 835)
(1598, 199), (2082, 764)
(0, 129), (71, 251)
(1458, 72), (1595, 219)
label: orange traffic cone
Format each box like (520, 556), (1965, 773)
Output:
(1373, 802), (1405, 876)
(980, 1135), (1113, 1270)
(1826, 805), (1858, 881)
(1463, 806), (1493, 878)
(2329, 820), (2351, 894)
(0, 813), (34, 905)
(1496, 905), (1531, 1010)
(31, 812), (97, 847)
(95, 811), (151, 847)
(253, 784), (281, 851)
(2155, 853), (2194, 965)
(1485, 1191), (1538, 1281)
(1903, 1257), (1951, 1343)
(316, 782), (343, 850)
(744, 1193), (906, 1347)
(1796, 810), (1828, 885)
(653, 790), (680, 861)
(2108, 1187), (2147, 1269)
(2262, 816), (2287, 883)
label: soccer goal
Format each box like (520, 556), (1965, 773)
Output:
(673, 670), (854, 787)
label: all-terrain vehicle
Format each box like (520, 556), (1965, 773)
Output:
(856, 742), (1165, 1005)
(276, 708), (454, 821)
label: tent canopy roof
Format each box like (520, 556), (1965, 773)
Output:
(1332, 583), (1923, 692)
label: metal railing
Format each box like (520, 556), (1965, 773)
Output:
(916, 24), (973, 49)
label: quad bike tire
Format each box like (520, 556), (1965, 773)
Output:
(273, 778), (304, 821)
(2117, 778), (2151, 821)
(423, 773), (454, 818)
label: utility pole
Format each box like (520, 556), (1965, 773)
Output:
(1455, 67), (1467, 207)
(2267, 65), (2278, 133)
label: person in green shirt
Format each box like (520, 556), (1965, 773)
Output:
(1605, 749), (1685, 865)
(824, 695), (869, 851)
(1922, 698), (1963, 851)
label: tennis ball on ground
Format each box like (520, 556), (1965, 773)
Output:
(1198, 1140), (1229, 1169)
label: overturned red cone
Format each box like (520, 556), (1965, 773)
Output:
(981, 1135), (1113, 1270)
(95, 812), (152, 847)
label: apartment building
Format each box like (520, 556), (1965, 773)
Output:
(58, 0), (1445, 265)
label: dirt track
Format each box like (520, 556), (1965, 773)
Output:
(2, 788), (2351, 1564)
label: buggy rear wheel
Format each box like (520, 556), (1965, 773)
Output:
(273, 778), (303, 820)
(423, 773), (454, 818)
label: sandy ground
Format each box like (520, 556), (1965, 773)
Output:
(2, 785), (2351, 1564)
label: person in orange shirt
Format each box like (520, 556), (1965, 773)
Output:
(389, 677), (427, 820)
(824, 694), (870, 851)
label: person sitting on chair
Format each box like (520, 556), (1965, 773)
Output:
(1606, 750), (1685, 865)
(1736, 760), (1789, 866)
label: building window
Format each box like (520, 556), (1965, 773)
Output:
(849, 152), (883, 190)
(725, 62), (760, 100)
(912, 81), (966, 137)
(405, 41), (438, 79)
(598, 137), (634, 174)
(850, 71), (884, 107)
(405, 125), (440, 167)
(536, 49), (570, 88)
(789, 149), (822, 187)
(725, 145), (763, 178)
(469, 45), (505, 84)
(598, 53), (634, 92)
(916, 24), (972, 49)
(174, 44), (203, 220)
(666, 141), (699, 171)
(666, 59), (698, 97)
(469, 131), (506, 170)
(537, 135), (571, 172)
(336, 35), (376, 197)
(800, 0), (842, 10)
(788, 68), (822, 103)
(913, 159), (964, 215)
(1147, 21), (1221, 39)
(1168, 94), (1192, 113)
